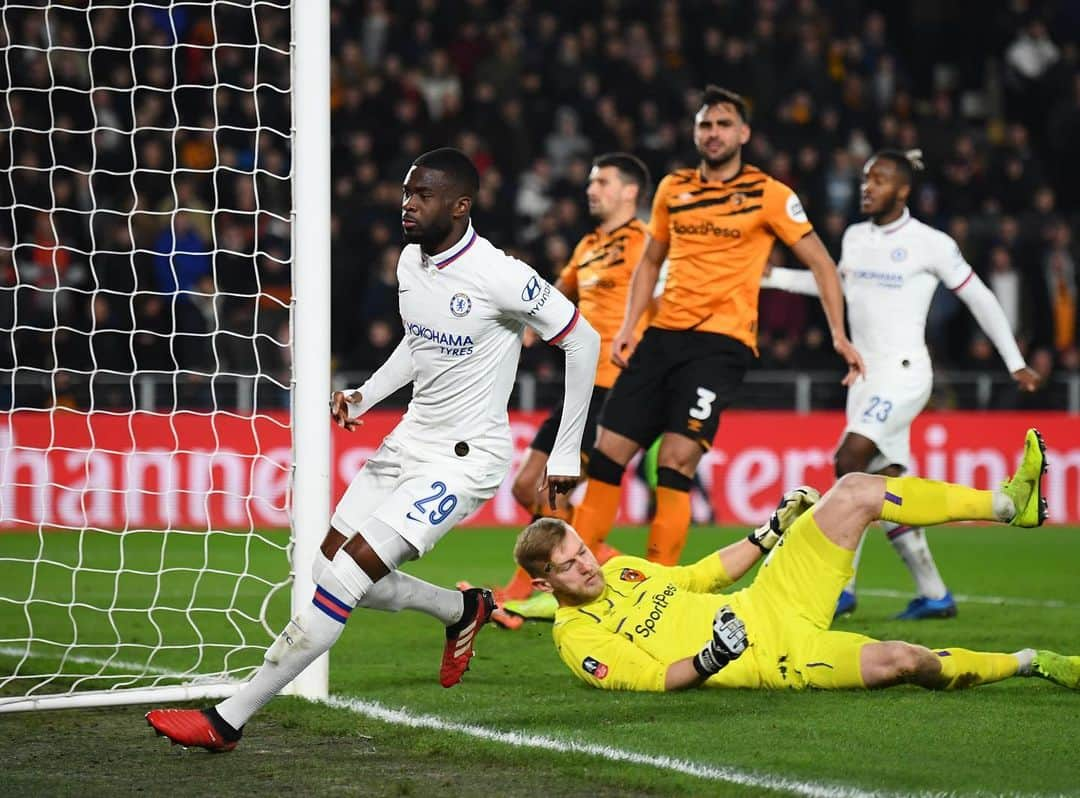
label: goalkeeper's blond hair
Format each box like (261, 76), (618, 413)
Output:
(514, 517), (570, 577)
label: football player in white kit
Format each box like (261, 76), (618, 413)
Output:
(761, 149), (1040, 620)
(145, 148), (600, 751)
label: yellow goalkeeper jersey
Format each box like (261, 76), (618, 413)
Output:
(552, 553), (764, 692)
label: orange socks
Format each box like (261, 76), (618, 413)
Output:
(646, 468), (693, 565)
(572, 479), (621, 552)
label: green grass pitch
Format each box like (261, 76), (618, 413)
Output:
(2, 524), (1078, 796)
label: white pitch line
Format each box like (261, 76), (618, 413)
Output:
(0, 645), (181, 676)
(322, 695), (928, 798)
(0, 647), (1063, 797)
(858, 589), (1080, 611)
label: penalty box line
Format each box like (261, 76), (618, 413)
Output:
(322, 694), (916, 798)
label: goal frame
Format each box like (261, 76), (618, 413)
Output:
(0, 0), (330, 712)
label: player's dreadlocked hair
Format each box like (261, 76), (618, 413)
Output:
(514, 517), (570, 577)
(701, 85), (750, 122)
(593, 152), (651, 197)
(873, 149), (925, 185)
(413, 147), (481, 199)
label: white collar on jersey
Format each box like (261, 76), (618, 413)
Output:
(870, 206), (912, 235)
(421, 222), (478, 270)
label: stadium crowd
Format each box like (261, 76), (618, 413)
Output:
(1, 0), (1078, 411)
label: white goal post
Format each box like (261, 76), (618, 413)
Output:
(0, 0), (329, 712)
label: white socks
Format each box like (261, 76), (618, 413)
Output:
(992, 489), (1016, 522)
(885, 523), (948, 600)
(216, 549), (373, 731)
(1014, 648), (1036, 676)
(842, 524), (949, 600)
(358, 571), (464, 627)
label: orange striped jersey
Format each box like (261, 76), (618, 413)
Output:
(647, 165), (814, 351)
(559, 218), (649, 388)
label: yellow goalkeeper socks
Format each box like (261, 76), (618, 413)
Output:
(934, 648), (1019, 690)
(880, 477), (996, 526)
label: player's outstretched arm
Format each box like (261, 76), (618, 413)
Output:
(790, 232), (865, 385)
(953, 274), (1041, 392)
(612, 236), (667, 367)
(760, 266), (820, 296)
(543, 315), (600, 506)
(332, 338), (414, 428)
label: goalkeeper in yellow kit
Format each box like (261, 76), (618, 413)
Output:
(513, 429), (1080, 693)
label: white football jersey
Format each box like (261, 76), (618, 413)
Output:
(839, 207), (972, 362)
(393, 223), (581, 470)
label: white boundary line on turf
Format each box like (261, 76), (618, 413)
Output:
(322, 695), (921, 798)
(0, 646), (1056, 797)
(858, 589), (1080, 611)
(0, 646), (180, 675)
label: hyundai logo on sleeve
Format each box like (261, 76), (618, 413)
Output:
(521, 276), (542, 302)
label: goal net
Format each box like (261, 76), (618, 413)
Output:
(0, 0), (321, 711)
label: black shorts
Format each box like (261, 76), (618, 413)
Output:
(599, 327), (752, 449)
(530, 385), (610, 456)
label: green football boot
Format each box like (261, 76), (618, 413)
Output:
(1001, 428), (1048, 527)
(502, 590), (558, 621)
(1033, 650), (1080, 690)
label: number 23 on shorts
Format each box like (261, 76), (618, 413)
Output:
(861, 395), (893, 423)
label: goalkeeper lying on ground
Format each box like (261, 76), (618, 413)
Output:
(513, 428), (1080, 692)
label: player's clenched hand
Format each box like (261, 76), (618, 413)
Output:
(329, 390), (363, 431)
(1012, 366), (1042, 393)
(833, 335), (866, 387)
(541, 469), (578, 510)
(748, 485), (820, 553)
(693, 605), (748, 677)
(610, 326), (636, 368)
(522, 326), (539, 348)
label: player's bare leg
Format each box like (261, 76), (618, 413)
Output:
(148, 525), (494, 750)
(570, 427), (639, 555)
(833, 432), (953, 619)
(648, 432), (704, 565)
(858, 640), (1027, 690)
(148, 530), (391, 751)
(317, 525), (473, 628)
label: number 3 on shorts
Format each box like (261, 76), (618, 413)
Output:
(690, 387), (717, 420)
(412, 481), (459, 525)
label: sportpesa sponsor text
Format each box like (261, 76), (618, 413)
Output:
(634, 583), (679, 638)
(672, 220), (742, 237)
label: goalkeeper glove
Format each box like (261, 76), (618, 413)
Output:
(693, 605), (748, 677)
(747, 485), (821, 553)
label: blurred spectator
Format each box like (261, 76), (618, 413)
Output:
(4, 0), (1079, 412)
